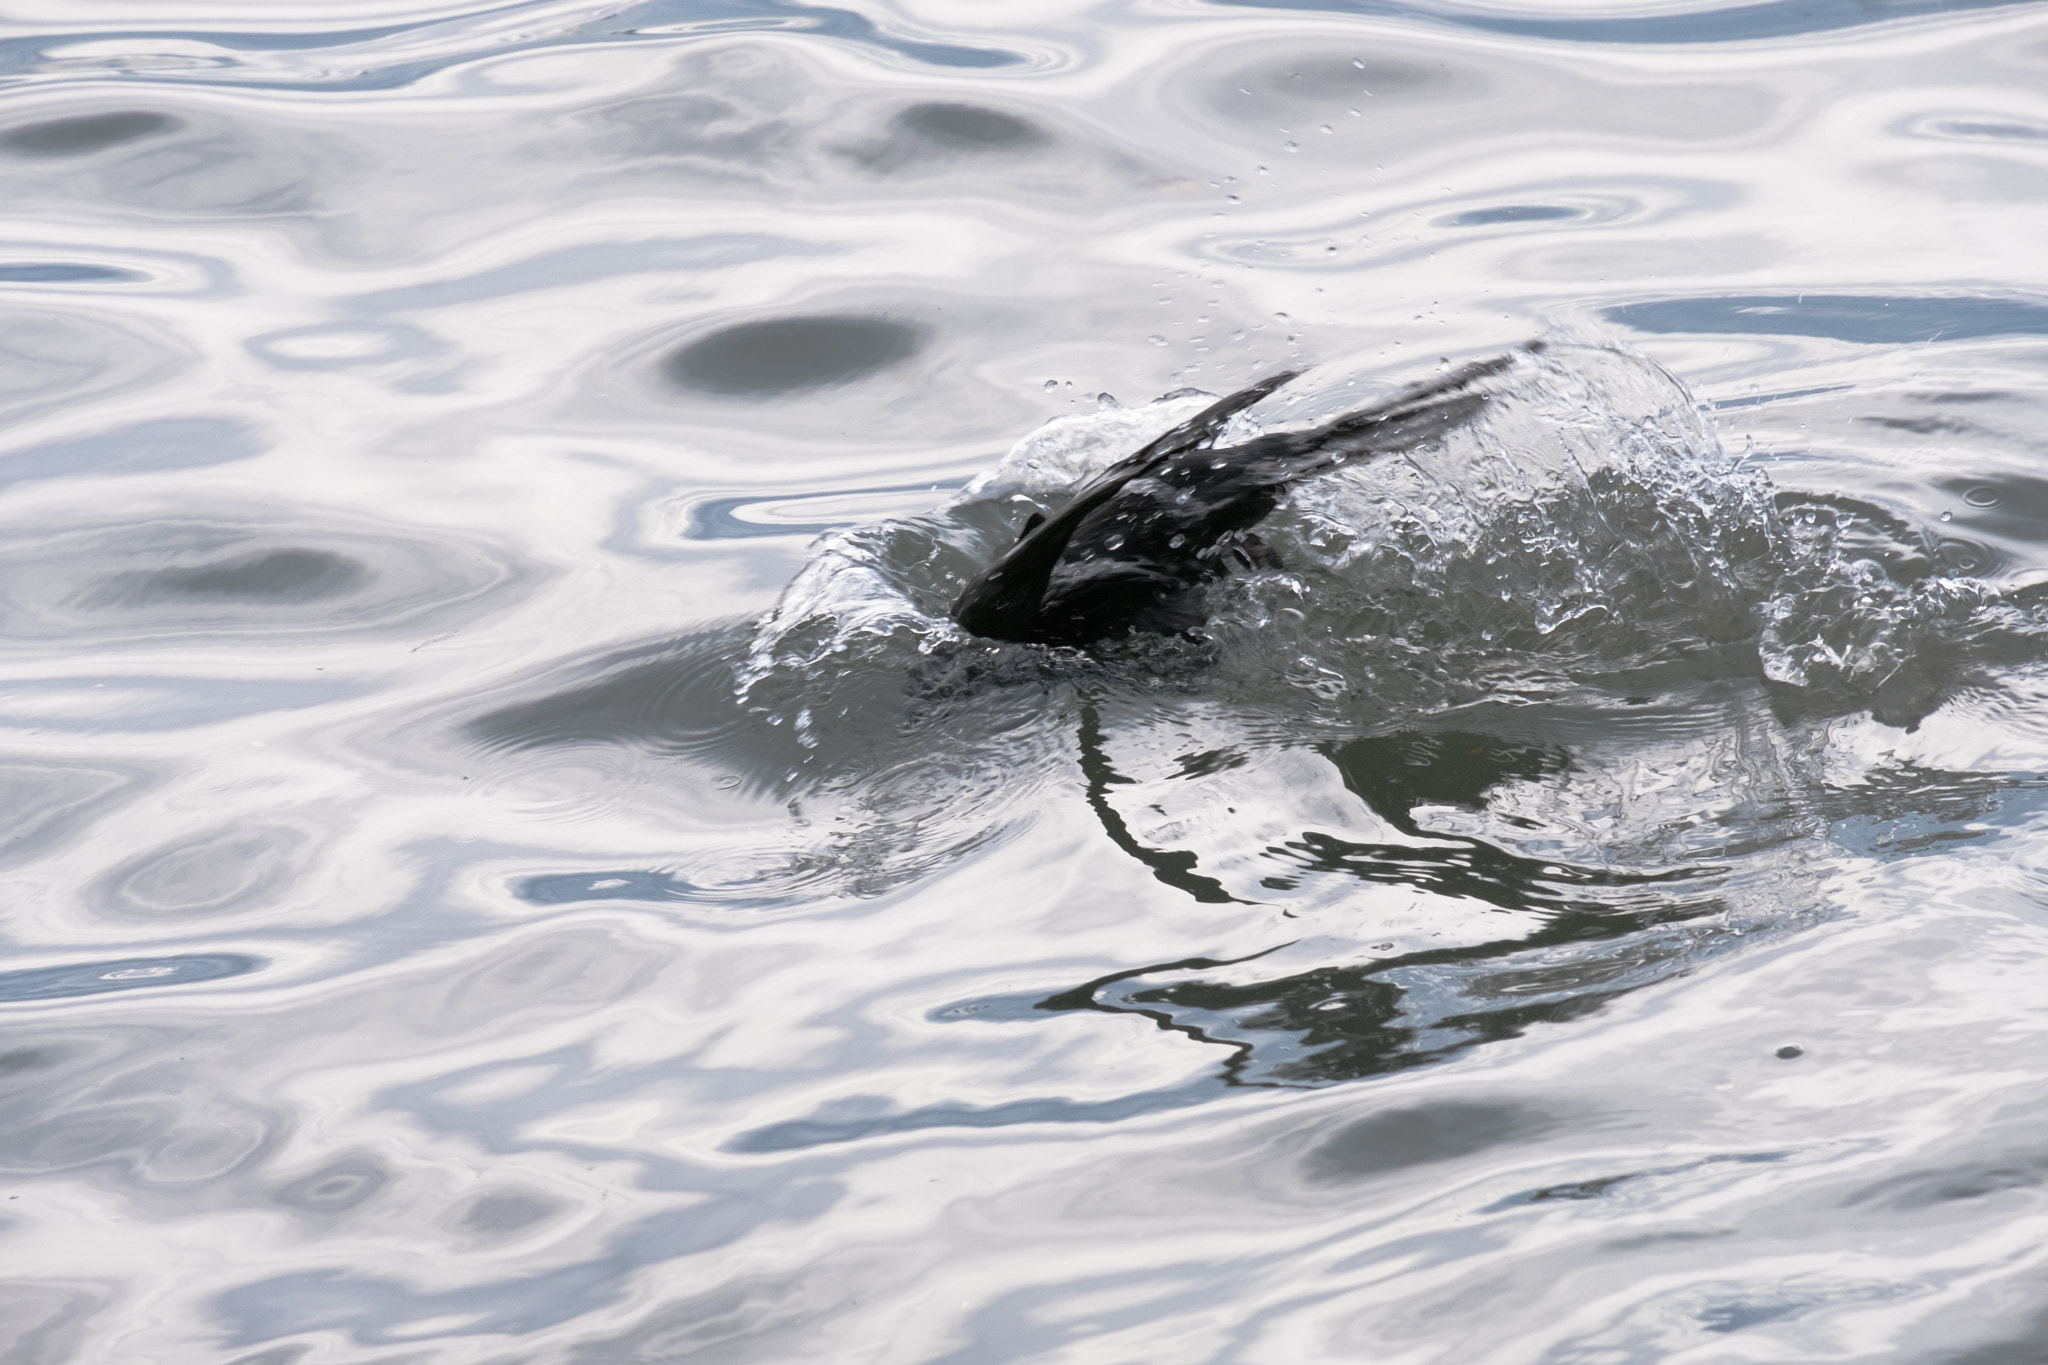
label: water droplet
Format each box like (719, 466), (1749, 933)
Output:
(1104, 533), (1125, 551)
(1148, 334), (1167, 346)
(1352, 57), (1365, 67)
(1096, 392), (1119, 410)
(1939, 510), (1953, 522)
(1168, 533), (1186, 548)
(1042, 379), (1057, 391)
(1283, 141), (1299, 153)
(1319, 124), (1333, 134)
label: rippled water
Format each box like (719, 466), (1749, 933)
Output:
(4, 0), (2048, 1360)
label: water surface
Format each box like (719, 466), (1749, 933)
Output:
(2, 0), (2048, 1360)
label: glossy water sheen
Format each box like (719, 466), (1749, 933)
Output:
(2, 0), (2047, 1360)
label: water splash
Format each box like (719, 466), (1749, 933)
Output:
(742, 339), (2048, 734)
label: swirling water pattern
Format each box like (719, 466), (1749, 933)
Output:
(2, 0), (2048, 1360)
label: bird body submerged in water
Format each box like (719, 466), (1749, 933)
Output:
(951, 351), (1526, 647)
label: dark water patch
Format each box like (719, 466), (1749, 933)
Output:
(466, 626), (792, 770)
(0, 954), (261, 1002)
(0, 516), (529, 648)
(1437, 204), (1581, 228)
(274, 1155), (389, 1213)
(852, 102), (1051, 170)
(1861, 414), (1977, 435)
(662, 316), (926, 396)
(0, 1046), (61, 1077)
(896, 102), (1044, 150)
(459, 1191), (559, 1234)
(0, 263), (139, 283)
(127, 548), (366, 603)
(1218, 0), (2030, 45)
(1924, 390), (2014, 405)
(1305, 1101), (1557, 1182)
(1606, 294), (2048, 345)
(0, 111), (176, 156)
(1935, 475), (2048, 543)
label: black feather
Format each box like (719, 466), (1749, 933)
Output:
(953, 353), (1518, 646)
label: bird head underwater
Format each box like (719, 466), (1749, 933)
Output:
(951, 352), (1519, 649)
(738, 336), (2048, 731)
(461, 337), (2048, 1088)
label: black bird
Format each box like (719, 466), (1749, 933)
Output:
(952, 351), (1522, 646)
